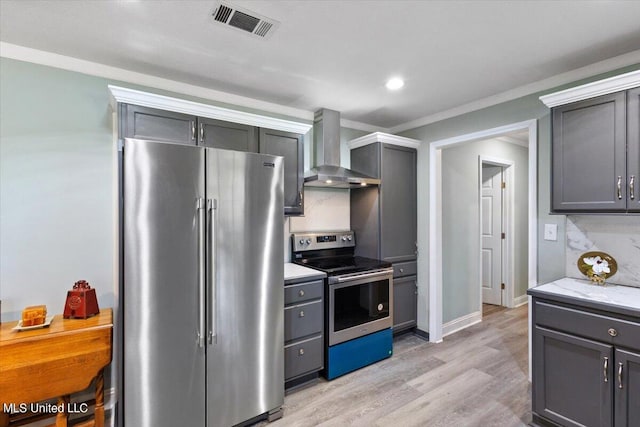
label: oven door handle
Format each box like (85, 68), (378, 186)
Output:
(330, 269), (393, 284)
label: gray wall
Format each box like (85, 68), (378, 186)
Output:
(441, 139), (528, 323)
(1, 58), (116, 320)
(400, 63), (640, 331)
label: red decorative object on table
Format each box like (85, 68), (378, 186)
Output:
(63, 280), (100, 319)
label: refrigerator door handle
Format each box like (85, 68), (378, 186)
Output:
(208, 198), (218, 345)
(197, 198), (206, 348)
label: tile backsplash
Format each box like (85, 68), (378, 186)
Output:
(283, 188), (351, 262)
(566, 216), (640, 288)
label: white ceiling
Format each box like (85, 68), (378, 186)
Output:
(2, 1), (640, 130)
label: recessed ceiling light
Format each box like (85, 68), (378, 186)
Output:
(386, 77), (404, 90)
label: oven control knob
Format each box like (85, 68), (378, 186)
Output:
(305, 239), (312, 245)
(347, 236), (352, 241)
(299, 239), (305, 245)
(341, 236), (347, 242)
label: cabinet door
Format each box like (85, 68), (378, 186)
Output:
(380, 144), (417, 261)
(628, 87), (640, 212)
(533, 326), (613, 427)
(552, 92), (627, 212)
(121, 104), (196, 145)
(259, 128), (304, 216)
(392, 275), (417, 332)
(615, 349), (640, 427)
(197, 117), (258, 152)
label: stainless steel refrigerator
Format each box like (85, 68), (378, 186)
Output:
(120, 138), (284, 427)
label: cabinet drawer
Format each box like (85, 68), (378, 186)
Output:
(535, 301), (640, 351)
(393, 261), (417, 278)
(284, 336), (323, 380)
(284, 280), (323, 305)
(285, 300), (323, 342)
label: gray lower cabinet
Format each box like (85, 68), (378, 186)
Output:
(259, 128), (304, 216)
(284, 279), (324, 388)
(351, 142), (418, 333)
(551, 88), (640, 213)
(530, 297), (640, 427)
(392, 273), (417, 332)
(120, 104), (196, 145)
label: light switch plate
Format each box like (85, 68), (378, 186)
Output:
(544, 223), (558, 241)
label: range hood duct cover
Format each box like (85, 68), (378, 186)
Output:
(304, 109), (380, 188)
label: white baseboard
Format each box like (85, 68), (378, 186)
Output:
(442, 311), (482, 337)
(513, 295), (529, 307)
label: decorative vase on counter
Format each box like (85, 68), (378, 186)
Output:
(578, 251), (617, 286)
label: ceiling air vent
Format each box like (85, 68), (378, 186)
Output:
(211, 1), (279, 39)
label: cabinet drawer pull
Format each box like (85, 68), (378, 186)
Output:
(199, 123), (204, 143)
(618, 362), (623, 389)
(617, 176), (622, 200)
(630, 175), (636, 200)
(608, 328), (618, 337)
(299, 310), (305, 318)
(191, 121), (196, 141)
(603, 357), (609, 383)
(299, 348), (305, 356)
(299, 191), (303, 206)
(399, 268), (404, 273)
(299, 290), (305, 297)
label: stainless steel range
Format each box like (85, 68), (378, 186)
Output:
(292, 231), (394, 379)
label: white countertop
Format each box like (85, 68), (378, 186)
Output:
(284, 263), (326, 283)
(533, 277), (640, 312)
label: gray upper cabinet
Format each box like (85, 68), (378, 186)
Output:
(121, 104), (196, 145)
(259, 128), (304, 216)
(552, 87), (640, 213)
(351, 143), (417, 262)
(119, 103), (306, 216)
(380, 145), (418, 262)
(552, 92), (627, 212)
(198, 117), (258, 152)
(628, 87), (640, 212)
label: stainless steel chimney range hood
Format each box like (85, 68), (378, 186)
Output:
(304, 109), (380, 188)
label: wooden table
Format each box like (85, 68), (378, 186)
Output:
(0, 309), (113, 427)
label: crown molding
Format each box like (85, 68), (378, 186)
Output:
(347, 132), (421, 150)
(108, 85), (312, 134)
(539, 69), (640, 107)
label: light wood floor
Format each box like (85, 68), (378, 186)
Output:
(266, 304), (530, 427)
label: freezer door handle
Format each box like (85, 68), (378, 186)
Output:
(208, 198), (218, 345)
(197, 198), (206, 348)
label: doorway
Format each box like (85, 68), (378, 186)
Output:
(427, 119), (538, 344)
(480, 158), (513, 309)
(481, 164), (504, 306)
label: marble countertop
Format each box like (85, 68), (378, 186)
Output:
(529, 277), (640, 315)
(284, 263), (326, 284)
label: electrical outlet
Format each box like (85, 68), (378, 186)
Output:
(544, 223), (558, 241)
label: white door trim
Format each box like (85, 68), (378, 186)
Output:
(479, 157), (514, 311)
(428, 119), (537, 343)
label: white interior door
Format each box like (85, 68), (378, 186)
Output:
(481, 165), (503, 306)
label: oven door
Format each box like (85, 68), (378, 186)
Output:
(327, 269), (393, 346)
